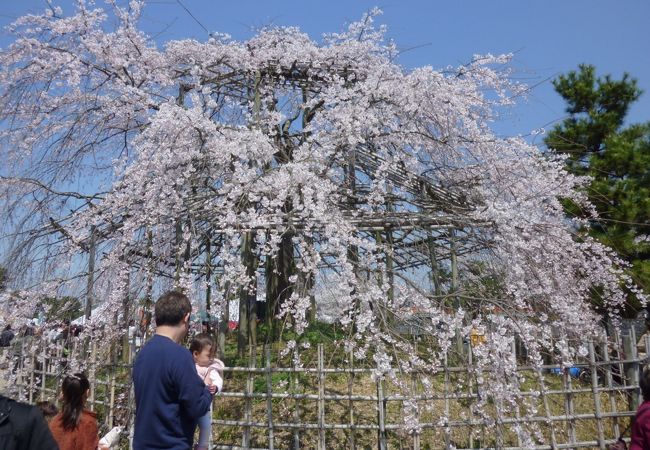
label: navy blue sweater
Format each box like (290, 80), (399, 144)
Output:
(133, 334), (212, 450)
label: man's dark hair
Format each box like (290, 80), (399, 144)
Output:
(641, 366), (650, 401)
(154, 291), (191, 327)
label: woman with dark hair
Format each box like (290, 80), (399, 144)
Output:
(49, 373), (108, 450)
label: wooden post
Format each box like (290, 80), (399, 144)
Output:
(511, 339), (522, 448)
(89, 332), (97, 409)
(495, 397), (505, 450)
(348, 350), (356, 450)
(127, 382), (136, 450)
(563, 367), (577, 445)
(444, 350), (452, 448)
(536, 367), (557, 448)
(317, 344), (326, 450)
(411, 373), (420, 450)
(589, 341), (606, 450)
(613, 328), (624, 383)
(40, 339), (47, 401)
(601, 332), (620, 438)
(623, 332), (640, 413)
(28, 346), (36, 403)
(108, 350), (116, 428)
(376, 377), (387, 450)
(292, 345), (301, 450)
(17, 338), (25, 400)
(242, 350), (255, 448)
(469, 345), (479, 447)
(54, 342), (63, 404)
(265, 346), (275, 450)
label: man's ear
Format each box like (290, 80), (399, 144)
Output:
(183, 312), (191, 324)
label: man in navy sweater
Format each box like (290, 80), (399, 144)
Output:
(133, 291), (215, 450)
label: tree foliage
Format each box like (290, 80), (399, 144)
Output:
(545, 65), (650, 313)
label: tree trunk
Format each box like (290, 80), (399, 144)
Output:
(264, 230), (294, 341)
(217, 278), (230, 360)
(237, 232), (258, 357)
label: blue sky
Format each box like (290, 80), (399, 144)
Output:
(1, 0), (649, 144)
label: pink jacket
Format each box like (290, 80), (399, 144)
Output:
(631, 400), (650, 450)
(196, 359), (224, 392)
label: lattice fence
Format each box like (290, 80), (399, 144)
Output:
(2, 328), (647, 449)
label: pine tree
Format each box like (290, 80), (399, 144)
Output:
(546, 64), (650, 313)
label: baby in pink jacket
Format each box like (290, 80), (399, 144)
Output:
(190, 333), (225, 450)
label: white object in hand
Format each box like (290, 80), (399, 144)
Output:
(99, 426), (123, 447)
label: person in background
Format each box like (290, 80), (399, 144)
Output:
(49, 373), (109, 450)
(190, 333), (225, 450)
(132, 291), (215, 450)
(0, 325), (14, 348)
(0, 324), (14, 367)
(0, 394), (59, 450)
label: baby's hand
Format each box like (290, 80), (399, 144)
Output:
(208, 384), (218, 395)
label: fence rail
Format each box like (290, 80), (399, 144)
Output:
(2, 328), (647, 450)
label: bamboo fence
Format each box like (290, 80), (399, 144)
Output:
(2, 328), (647, 450)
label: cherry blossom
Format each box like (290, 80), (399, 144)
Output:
(0, 2), (643, 442)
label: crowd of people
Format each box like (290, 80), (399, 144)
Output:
(0, 319), (84, 349)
